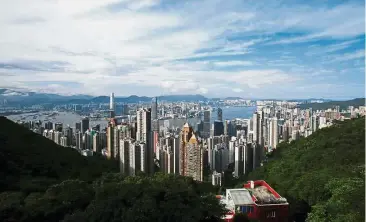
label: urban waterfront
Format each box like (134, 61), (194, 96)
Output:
(6, 106), (257, 129)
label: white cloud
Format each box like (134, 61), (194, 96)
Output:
(329, 50), (365, 62)
(0, 0), (364, 98)
(232, 88), (243, 93)
(214, 61), (254, 67)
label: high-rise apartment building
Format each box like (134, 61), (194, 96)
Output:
(107, 118), (119, 159)
(136, 108), (151, 142)
(252, 112), (259, 143)
(180, 123), (203, 181)
(269, 117), (278, 149)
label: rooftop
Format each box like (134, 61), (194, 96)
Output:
(227, 189), (254, 205)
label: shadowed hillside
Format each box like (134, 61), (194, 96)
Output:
(0, 117), (226, 222)
(0, 116), (119, 193)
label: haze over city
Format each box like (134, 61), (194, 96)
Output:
(0, 0), (365, 99)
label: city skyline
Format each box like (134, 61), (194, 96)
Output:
(0, 0), (365, 99)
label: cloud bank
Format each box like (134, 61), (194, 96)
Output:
(0, 0), (364, 99)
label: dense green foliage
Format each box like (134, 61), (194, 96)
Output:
(0, 117), (226, 221)
(246, 117), (365, 222)
(299, 98), (365, 110)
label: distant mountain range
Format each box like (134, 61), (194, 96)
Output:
(1, 88), (358, 106)
(0, 88), (209, 105)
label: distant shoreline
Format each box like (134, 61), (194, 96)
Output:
(0, 110), (39, 116)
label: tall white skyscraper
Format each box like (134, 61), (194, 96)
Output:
(110, 92), (115, 111)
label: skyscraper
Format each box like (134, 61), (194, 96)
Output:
(136, 108), (153, 175)
(110, 92), (115, 111)
(217, 108), (223, 121)
(107, 118), (118, 159)
(203, 110), (211, 138)
(110, 92), (115, 117)
(81, 117), (89, 133)
(136, 108), (151, 142)
(151, 97), (158, 120)
(252, 112), (259, 143)
(269, 117), (278, 149)
(180, 123), (203, 181)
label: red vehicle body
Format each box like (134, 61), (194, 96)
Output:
(218, 180), (289, 222)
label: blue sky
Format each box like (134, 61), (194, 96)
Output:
(0, 0), (364, 99)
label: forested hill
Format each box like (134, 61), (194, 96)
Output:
(0, 116), (120, 192)
(0, 116), (226, 222)
(298, 98), (365, 110)
(246, 117), (365, 222)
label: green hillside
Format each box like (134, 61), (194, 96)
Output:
(299, 98), (365, 110)
(0, 117), (226, 222)
(246, 117), (365, 222)
(0, 116), (119, 193)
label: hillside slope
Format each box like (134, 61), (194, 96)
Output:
(0, 117), (225, 222)
(0, 116), (119, 193)
(246, 117), (365, 222)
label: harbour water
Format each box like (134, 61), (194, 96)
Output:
(6, 106), (256, 129)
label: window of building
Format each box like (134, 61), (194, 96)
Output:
(266, 210), (276, 218)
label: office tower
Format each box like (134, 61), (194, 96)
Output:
(75, 122), (81, 132)
(203, 110), (211, 138)
(76, 131), (83, 149)
(180, 123), (203, 181)
(151, 97), (158, 120)
(110, 92), (115, 117)
(123, 104), (129, 115)
(217, 108), (223, 121)
(110, 92), (115, 110)
(269, 117), (278, 149)
(213, 120), (224, 136)
(212, 144), (228, 172)
(228, 137), (236, 164)
(53, 122), (63, 132)
(84, 130), (93, 150)
(92, 124), (100, 132)
(63, 126), (73, 146)
(197, 120), (204, 137)
(45, 121), (53, 130)
(81, 117), (89, 133)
